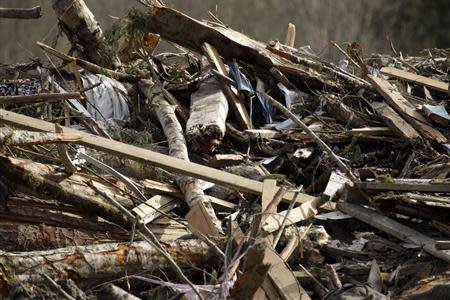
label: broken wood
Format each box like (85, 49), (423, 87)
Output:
(0, 239), (215, 288)
(338, 201), (450, 262)
(186, 77), (228, 153)
(358, 179), (450, 193)
(284, 23), (296, 48)
(153, 96), (222, 235)
(368, 75), (447, 143)
(381, 67), (449, 93)
(370, 101), (421, 143)
(37, 42), (134, 82)
(0, 127), (81, 147)
(202, 42), (252, 130)
(52, 0), (114, 68)
(0, 109), (311, 203)
(0, 6), (41, 19)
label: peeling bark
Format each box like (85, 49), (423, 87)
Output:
(186, 78), (228, 153)
(0, 127), (80, 148)
(153, 97), (222, 235)
(0, 240), (215, 288)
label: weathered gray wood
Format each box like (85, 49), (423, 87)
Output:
(0, 109), (313, 203)
(381, 67), (449, 93)
(358, 179), (450, 193)
(202, 42), (252, 130)
(143, 5), (360, 91)
(371, 101), (421, 143)
(338, 202), (450, 262)
(368, 75), (447, 143)
(0, 92), (82, 105)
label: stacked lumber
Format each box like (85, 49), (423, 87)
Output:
(1, 1), (450, 299)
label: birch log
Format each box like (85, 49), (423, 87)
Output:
(153, 96), (223, 235)
(0, 240), (215, 287)
(52, 0), (112, 67)
(0, 127), (80, 147)
(186, 78), (228, 153)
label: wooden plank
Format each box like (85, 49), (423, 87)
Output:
(358, 179), (450, 193)
(348, 127), (393, 136)
(0, 109), (313, 204)
(338, 202), (450, 262)
(0, 6), (41, 19)
(262, 197), (322, 233)
(132, 195), (180, 224)
(370, 101), (421, 143)
(0, 93), (82, 105)
(284, 23), (296, 48)
(202, 42), (252, 130)
(381, 67), (449, 93)
(368, 75), (446, 143)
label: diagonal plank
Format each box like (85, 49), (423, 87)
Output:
(0, 109), (314, 204)
(381, 67), (449, 93)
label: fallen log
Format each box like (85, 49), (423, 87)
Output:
(0, 6), (41, 19)
(186, 77), (228, 153)
(153, 96), (222, 235)
(52, 0), (113, 68)
(0, 156), (131, 225)
(0, 127), (80, 147)
(141, 5), (362, 91)
(0, 239), (215, 288)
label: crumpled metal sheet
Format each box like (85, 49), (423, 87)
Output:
(324, 284), (388, 300)
(81, 72), (130, 126)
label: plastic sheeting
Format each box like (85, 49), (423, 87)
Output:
(228, 61), (254, 96)
(81, 72), (130, 126)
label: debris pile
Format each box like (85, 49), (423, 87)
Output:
(0, 1), (450, 299)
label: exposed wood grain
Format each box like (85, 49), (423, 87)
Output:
(368, 75), (446, 143)
(381, 67), (449, 93)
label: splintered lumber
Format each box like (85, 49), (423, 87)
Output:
(208, 154), (244, 168)
(262, 197), (323, 233)
(285, 23), (296, 48)
(358, 179), (450, 193)
(0, 109), (313, 203)
(370, 101), (421, 143)
(186, 77), (228, 153)
(338, 202), (450, 262)
(143, 5), (356, 91)
(132, 195), (180, 224)
(0, 127), (81, 147)
(0, 92), (82, 105)
(0, 6), (41, 19)
(55, 124), (77, 174)
(368, 75), (447, 143)
(202, 42), (252, 130)
(52, 0), (110, 68)
(153, 97), (222, 235)
(0, 239), (216, 288)
(0, 156), (131, 225)
(349, 127), (394, 136)
(381, 67), (449, 93)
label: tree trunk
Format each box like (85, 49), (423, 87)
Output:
(153, 96), (222, 235)
(52, 0), (114, 68)
(186, 78), (228, 153)
(0, 239), (215, 288)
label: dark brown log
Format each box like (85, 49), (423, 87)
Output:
(0, 6), (41, 19)
(0, 156), (131, 226)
